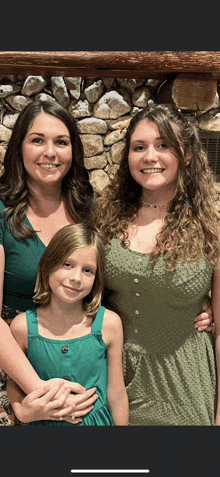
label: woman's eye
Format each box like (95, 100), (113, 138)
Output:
(56, 139), (69, 146)
(31, 137), (43, 144)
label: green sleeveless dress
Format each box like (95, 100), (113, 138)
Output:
(0, 200), (46, 426)
(104, 236), (217, 426)
(25, 306), (114, 426)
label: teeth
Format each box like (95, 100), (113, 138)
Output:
(142, 168), (164, 173)
(38, 164), (59, 169)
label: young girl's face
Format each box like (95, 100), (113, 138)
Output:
(48, 245), (97, 305)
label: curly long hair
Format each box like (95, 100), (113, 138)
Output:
(0, 100), (93, 239)
(93, 103), (220, 270)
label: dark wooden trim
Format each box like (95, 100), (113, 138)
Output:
(0, 51), (220, 78)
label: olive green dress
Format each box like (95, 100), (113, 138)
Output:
(104, 236), (217, 426)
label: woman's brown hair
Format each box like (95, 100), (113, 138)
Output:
(0, 100), (93, 239)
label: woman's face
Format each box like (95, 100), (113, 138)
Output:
(128, 119), (181, 196)
(22, 112), (72, 189)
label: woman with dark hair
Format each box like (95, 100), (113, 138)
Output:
(0, 100), (97, 425)
(93, 103), (219, 425)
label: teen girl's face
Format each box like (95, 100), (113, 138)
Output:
(22, 112), (72, 189)
(48, 245), (97, 305)
(128, 119), (182, 197)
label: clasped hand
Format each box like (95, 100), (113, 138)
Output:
(17, 379), (98, 424)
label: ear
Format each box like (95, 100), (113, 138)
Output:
(184, 153), (191, 166)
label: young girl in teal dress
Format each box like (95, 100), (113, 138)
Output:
(7, 223), (129, 426)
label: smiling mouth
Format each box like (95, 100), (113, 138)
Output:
(63, 285), (82, 292)
(37, 163), (60, 169)
(141, 168), (165, 174)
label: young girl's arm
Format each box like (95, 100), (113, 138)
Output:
(103, 309), (129, 426)
(7, 312), (98, 423)
(6, 312), (72, 422)
(211, 262), (220, 425)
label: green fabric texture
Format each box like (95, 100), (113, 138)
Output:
(104, 236), (217, 426)
(25, 306), (114, 426)
(0, 200), (46, 314)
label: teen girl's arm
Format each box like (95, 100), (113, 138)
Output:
(211, 262), (220, 425)
(102, 309), (129, 425)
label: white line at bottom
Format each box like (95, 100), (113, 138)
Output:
(70, 470), (150, 473)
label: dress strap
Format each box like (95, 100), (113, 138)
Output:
(26, 308), (39, 336)
(91, 306), (106, 333)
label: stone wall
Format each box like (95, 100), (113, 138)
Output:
(0, 73), (220, 193)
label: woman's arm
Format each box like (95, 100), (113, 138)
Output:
(0, 244), (5, 314)
(211, 264), (220, 425)
(0, 317), (43, 392)
(7, 377), (84, 424)
(0, 244), (43, 391)
(103, 309), (129, 426)
(194, 297), (213, 332)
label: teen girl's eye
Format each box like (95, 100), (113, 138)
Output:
(158, 142), (169, 149)
(133, 145), (145, 152)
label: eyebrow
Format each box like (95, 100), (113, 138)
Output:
(130, 137), (162, 144)
(28, 132), (70, 138)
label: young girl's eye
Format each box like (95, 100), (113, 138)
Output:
(64, 262), (72, 268)
(84, 267), (93, 275)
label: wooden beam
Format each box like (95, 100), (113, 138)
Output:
(0, 51), (220, 78)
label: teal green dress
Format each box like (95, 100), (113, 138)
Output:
(25, 306), (114, 426)
(0, 200), (46, 317)
(0, 200), (46, 426)
(104, 236), (217, 426)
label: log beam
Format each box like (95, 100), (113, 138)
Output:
(157, 73), (218, 111)
(0, 51), (220, 78)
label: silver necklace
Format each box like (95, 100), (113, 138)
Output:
(141, 197), (168, 209)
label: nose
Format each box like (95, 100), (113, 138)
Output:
(143, 145), (157, 162)
(43, 141), (56, 158)
(70, 268), (81, 284)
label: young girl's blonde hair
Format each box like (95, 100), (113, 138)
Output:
(33, 223), (104, 317)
